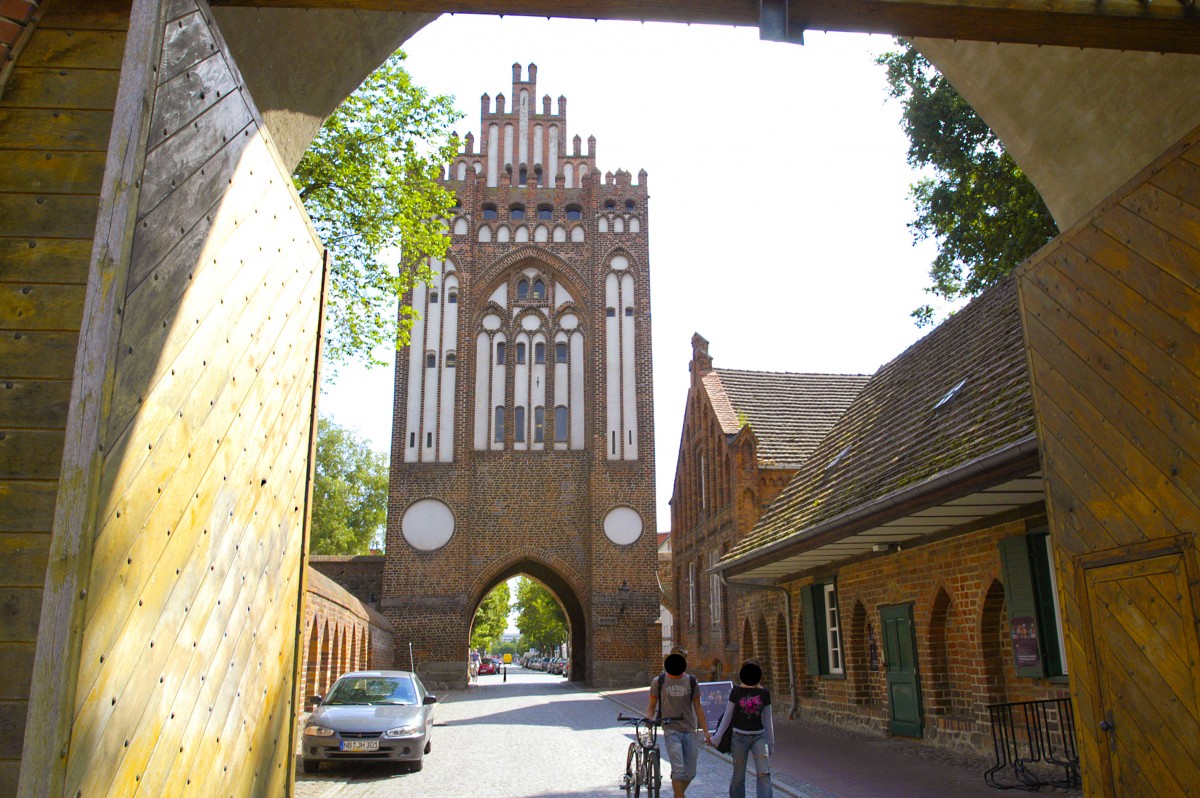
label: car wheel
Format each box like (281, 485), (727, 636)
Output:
(424, 738), (432, 754)
(302, 759), (320, 773)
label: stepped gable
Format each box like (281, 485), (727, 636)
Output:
(707, 369), (870, 467)
(727, 275), (1033, 561)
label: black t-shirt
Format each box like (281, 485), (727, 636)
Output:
(727, 685), (771, 732)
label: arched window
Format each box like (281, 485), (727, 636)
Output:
(429, 291), (439, 303)
(515, 342), (526, 364)
(448, 291), (458, 303)
(534, 342), (545, 364)
(534, 406), (545, 443)
(517, 279), (529, 299)
(625, 307), (634, 316)
(426, 352), (436, 368)
(445, 352), (456, 368)
(495, 341), (506, 365)
(606, 308), (616, 317)
(625, 199), (636, 211)
(537, 205), (553, 220)
(533, 279), (546, 299)
(518, 166), (528, 186)
(509, 204), (525, 220)
(555, 342), (567, 363)
(604, 199), (616, 210)
(482, 204), (498, 220)
(565, 205), (582, 221)
(514, 406), (526, 442)
(494, 406), (505, 443)
(554, 405), (568, 442)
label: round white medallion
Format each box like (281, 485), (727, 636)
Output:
(559, 313), (579, 330)
(521, 313), (542, 330)
(482, 314), (502, 331)
(603, 507), (643, 546)
(402, 499), (455, 551)
(610, 255), (629, 271)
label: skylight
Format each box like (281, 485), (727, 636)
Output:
(935, 378), (968, 410)
(827, 445), (852, 470)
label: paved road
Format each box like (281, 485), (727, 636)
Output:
(294, 668), (773, 798)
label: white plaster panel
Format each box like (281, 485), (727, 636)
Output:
(605, 272), (620, 460)
(534, 123), (543, 169)
(570, 331), (584, 449)
(514, 332), (530, 451)
(487, 123), (499, 187)
(516, 226), (529, 242)
(553, 226), (566, 243)
(559, 313), (578, 330)
(598, 217), (608, 233)
(603, 507), (643, 546)
(489, 284), (507, 307)
(614, 217), (625, 233)
(456, 162), (466, 181)
(570, 226), (584, 243)
(548, 125), (559, 185)
(630, 217), (640, 233)
(478, 225), (492, 243)
(421, 266), (442, 462)
(402, 499), (455, 551)
(532, 332), (546, 451)
(610, 254), (628, 271)
(535, 225), (548, 242)
(491, 334), (506, 450)
(521, 313), (542, 331)
(404, 277), (427, 463)
(497, 226), (511, 243)
(453, 217), (468, 235)
(473, 332), (490, 449)
(439, 274), (458, 462)
(482, 313), (502, 331)
(556, 283), (574, 307)
(564, 162), (574, 188)
(519, 90), (529, 170)
(621, 272), (637, 460)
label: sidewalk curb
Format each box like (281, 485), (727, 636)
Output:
(596, 688), (823, 798)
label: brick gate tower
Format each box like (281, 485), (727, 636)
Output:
(384, 63), (658, 689)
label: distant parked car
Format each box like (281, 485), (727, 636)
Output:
(303, 670), (436, 773)
(478, 657), (498, 675)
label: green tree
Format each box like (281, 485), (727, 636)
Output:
(293, 51), (463, 369)
(470, 583), (511, 652)
(514, 578), (567, 653)
(310, 419), (388, 555)
(878, 41), (1058, 326)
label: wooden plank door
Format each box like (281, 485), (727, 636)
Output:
(1085, 552), (1200, 797)
(881, 603), (923, 738)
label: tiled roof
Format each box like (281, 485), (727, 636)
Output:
(705, 370), (870, 466)
(726, 276), (1034, 563)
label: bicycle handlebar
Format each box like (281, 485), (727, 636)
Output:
(618, 714), (680, 726)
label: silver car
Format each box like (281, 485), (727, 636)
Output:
(302, 670), (437, 773)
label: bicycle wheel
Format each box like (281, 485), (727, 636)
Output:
(623, 741), (639, 797)
(646, 747), (661, 798)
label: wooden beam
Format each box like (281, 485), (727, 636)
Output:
(208, 0), (1200, 54)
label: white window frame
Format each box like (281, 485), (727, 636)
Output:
(823, 583), (844, 675)
(709, 550), (722, 627)
(1044, 536), (1068, 675)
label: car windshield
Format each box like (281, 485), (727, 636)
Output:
(324, 677), (418, 706)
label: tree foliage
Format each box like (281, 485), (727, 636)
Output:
(293, 52), (463, 369)
(310, 419), (388, 555)
(470, 583), (511, 652)
(877, 41), (1058, 325)
(514, 577), (567, 653)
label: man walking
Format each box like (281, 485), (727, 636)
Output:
(646, 646), (712, 797)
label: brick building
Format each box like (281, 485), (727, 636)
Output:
(714, 277), (1068, 759)
(384, 64), (658, 689)
(669, 334), (869, 684)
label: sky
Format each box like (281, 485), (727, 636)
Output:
(317, 14), (954, 534)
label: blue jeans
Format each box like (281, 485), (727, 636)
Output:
(662, 729), (699, 782)
(729, 731), (772, 798)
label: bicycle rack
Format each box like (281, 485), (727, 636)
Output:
(984, 698), (1080, 790)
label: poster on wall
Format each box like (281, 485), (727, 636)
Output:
(1010, 615), (1041, 668)
(699, 681), (733, 732)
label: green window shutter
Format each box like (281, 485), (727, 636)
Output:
(1028, 533), (1064, 677)
(800, 584), (821, 676)
(998, 536), (1047, 678)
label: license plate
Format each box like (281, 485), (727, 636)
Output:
(340, 739), (379, 752)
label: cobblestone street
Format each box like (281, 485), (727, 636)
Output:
(294, 668), (777, 798)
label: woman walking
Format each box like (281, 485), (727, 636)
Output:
(711, 659), (775, 798)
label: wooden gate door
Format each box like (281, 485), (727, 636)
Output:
(881, 603), (923, 737)
(1085, 551), (1200, 796)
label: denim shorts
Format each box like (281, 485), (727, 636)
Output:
(662, 729), (698, 782)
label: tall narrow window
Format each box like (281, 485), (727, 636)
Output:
(494, 406), (505, 443)
(688, 563), (697, 627)
(824, 583), (843, 675)
(534, 406), (545, 443)
(515, 406), (526, 442)
(533, 279), (546, 299)
(534, 342), (545, 364)
(429, 291), (439, 303)
(554, 405), (568, 442)
(496, 342), (506, 365)
(555, 342), (567, 363)
(709, 550), (722, 626)
(447, 291), (458, 303)
(445, 352), (456, 368)
(516, 342), (526, 364)
(517, 279), (529, 299)
(426, 352), (436, 368)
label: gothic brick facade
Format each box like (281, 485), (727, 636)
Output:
(384, 64), (658, 689)
(669, 334), (868, 682)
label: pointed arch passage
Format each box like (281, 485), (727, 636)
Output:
(928, 588), (953, 715)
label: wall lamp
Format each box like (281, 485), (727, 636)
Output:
(618, 580), (631, 614)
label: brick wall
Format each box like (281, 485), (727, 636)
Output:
(309, 554), (385, 607)
(300, 568), (395, 709)
(0, 0), (41, 97)
(733, 508), (1067, 757)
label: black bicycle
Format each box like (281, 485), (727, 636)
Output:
(618, 714), (678, 798)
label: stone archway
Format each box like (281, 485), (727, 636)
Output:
(468, 557), (589, 684)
